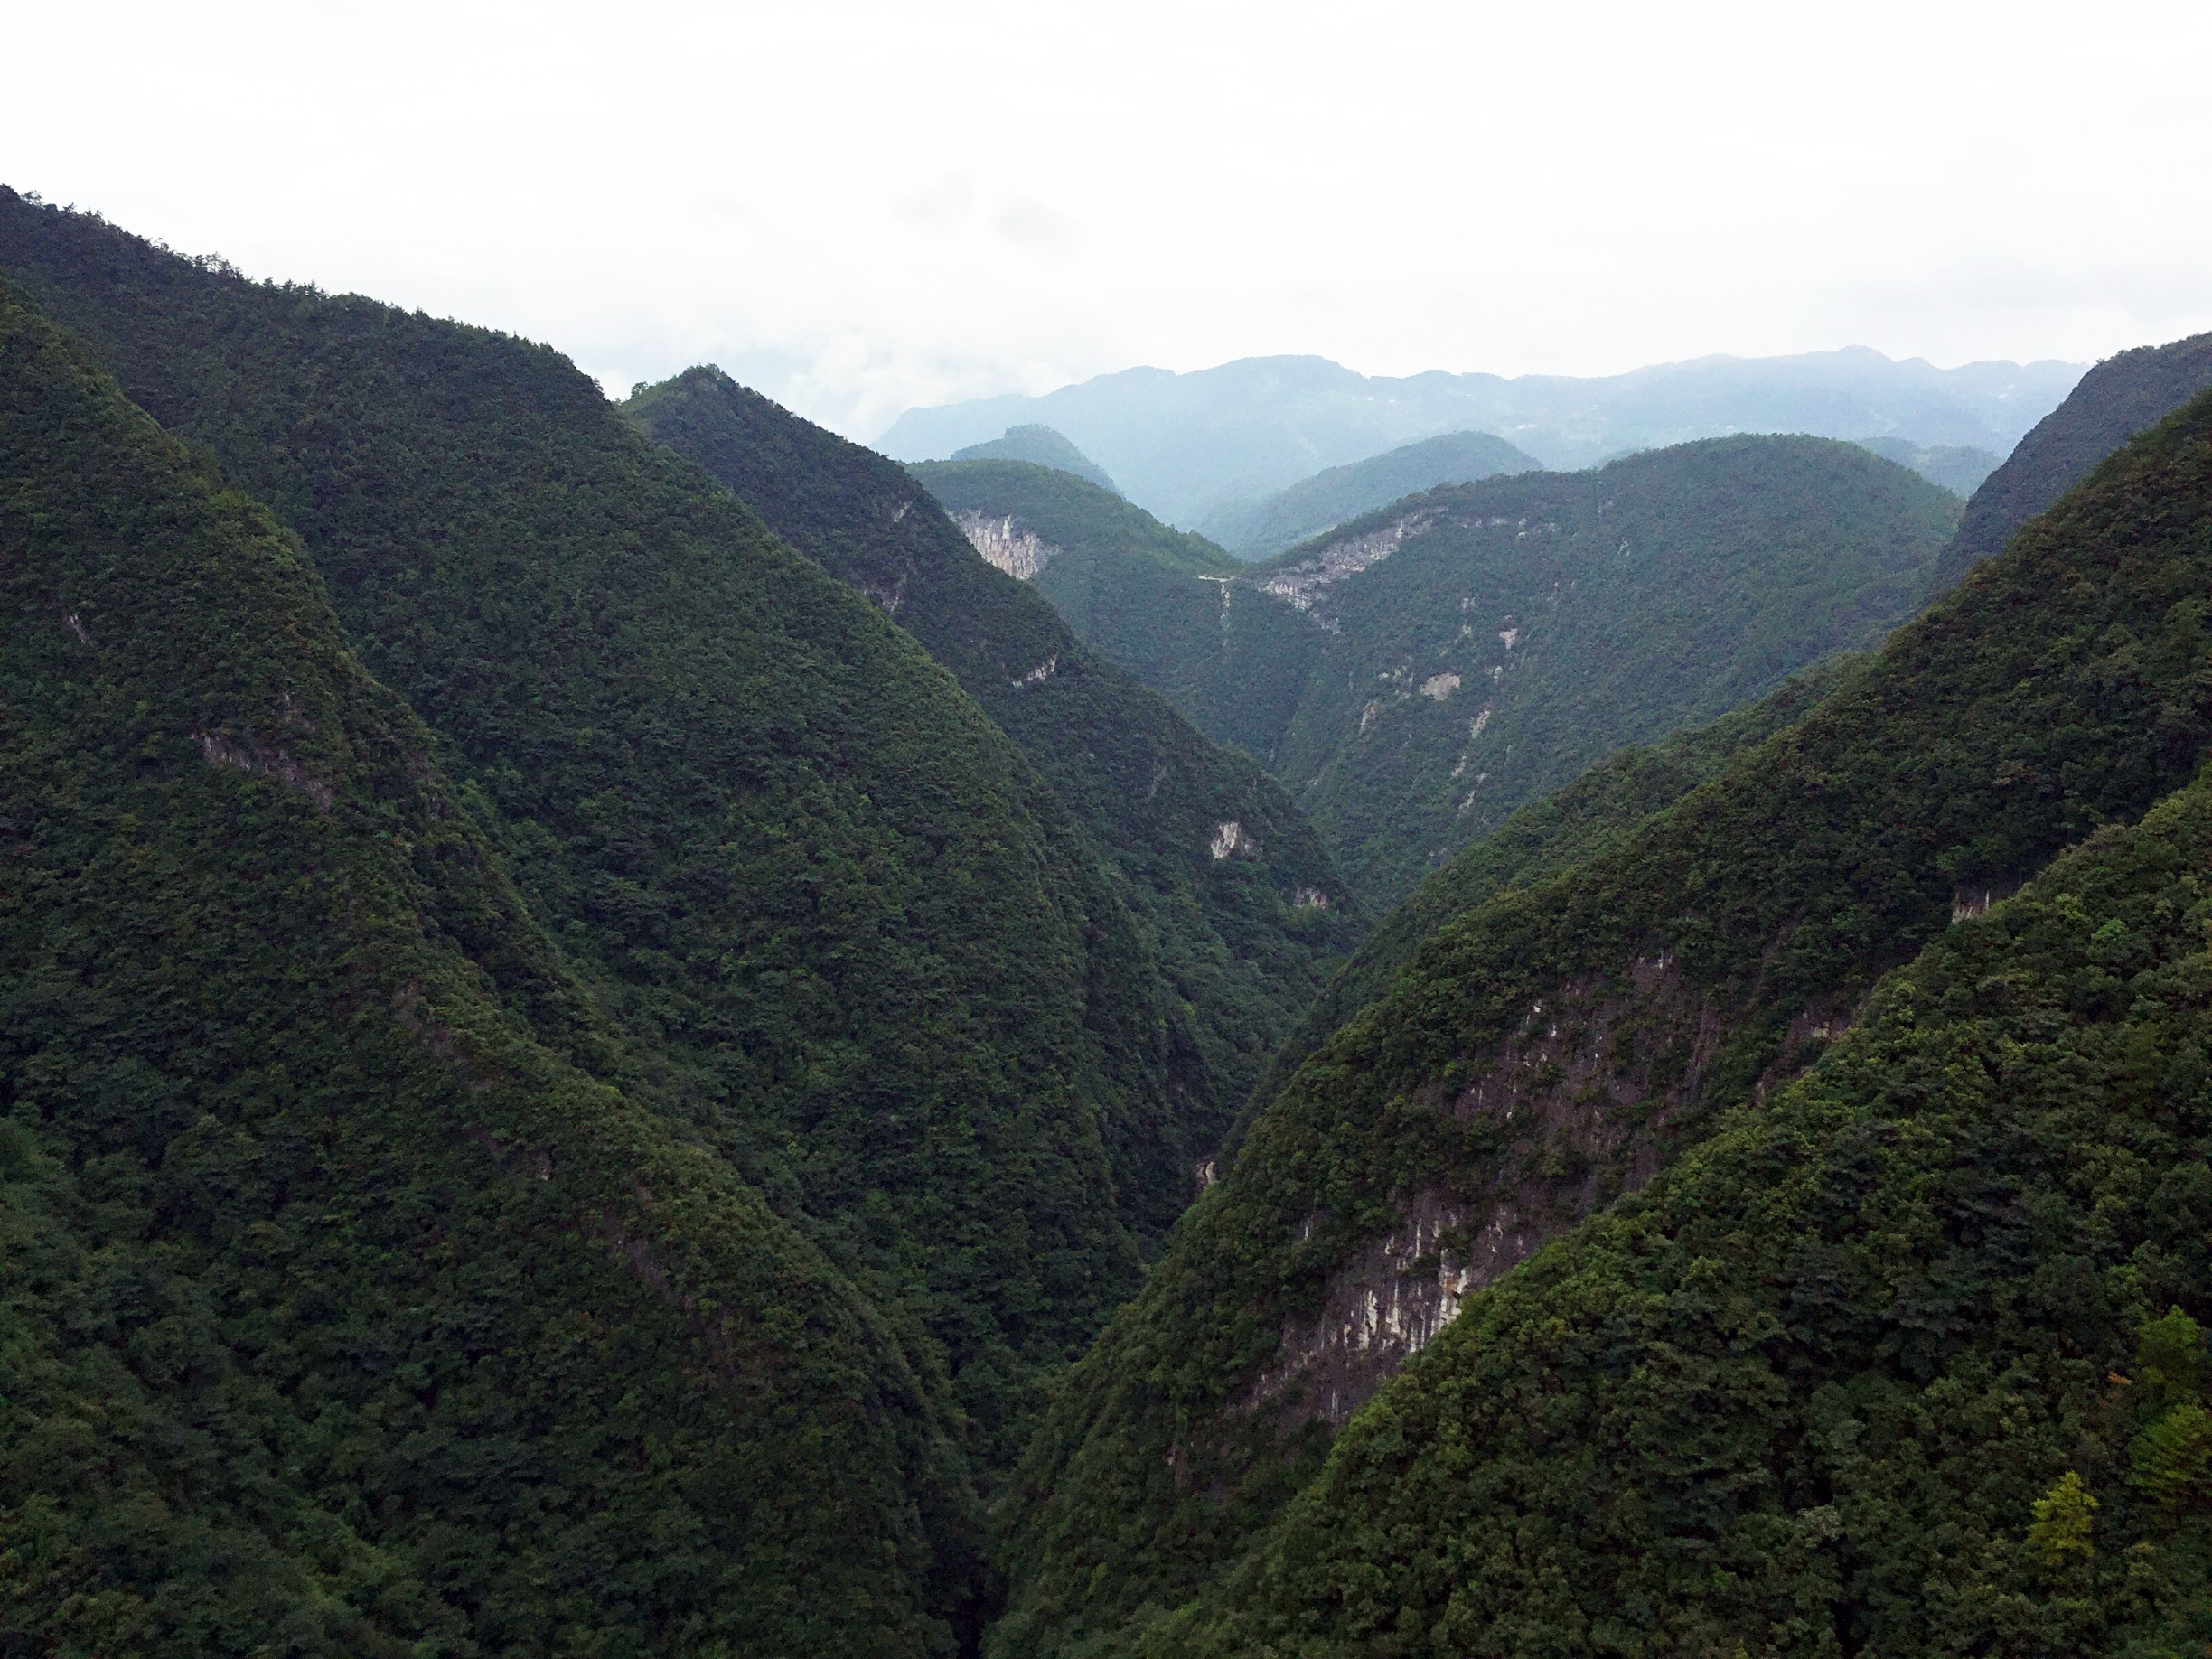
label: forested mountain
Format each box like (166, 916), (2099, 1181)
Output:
(1939, 327), (2212, 586)
(949, 423), (1120, 493)
(989, 386), (2212, 1659)
(623, 367), (1360, 1154)
(1247, 655), (1864, 1123)
(880, 348), (2082, 526)
(1198, 429), (1539, 558)
(1175, 736), (2212, 1657)
(923, 436), (1960, 908)
(0, 188), (1207, 1498)
(1245, 436), (1960, 904)
(912, 457), (1331, 766)
(0, 280), (975, 1655)
(7, 177), (2200, 1659)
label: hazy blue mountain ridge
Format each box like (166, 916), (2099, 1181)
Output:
(951, 423), (1121, 493)
(1198, 428), (1542, 558)
(1855, 433), (2001, 495)
(881, 347), (2084, 527)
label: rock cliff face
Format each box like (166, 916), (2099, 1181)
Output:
(1255, 507), (1440, 616)
(953, 508), (1060, 579)
(1239, 952), (1814, 1432)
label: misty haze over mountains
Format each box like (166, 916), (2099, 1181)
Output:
(879, 346), (2086, 528)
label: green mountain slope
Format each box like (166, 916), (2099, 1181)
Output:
(912, 457), (1326, 765)
(1939, 328), (2212, 586)
(1248, 654), (1865, 1126)
(988, 389), (2212, 1659)
(950, 424), (1120, 493)
(922, 436), (1958, 910)
(0, 282), (972, 1656)
(623, 367), (1361, 1154)
(1184, 748), (2212, 1658)
(1257, 436), (1961, 905)
(1198, 428), (1540, 558)
(0, 190), (1173, 1474)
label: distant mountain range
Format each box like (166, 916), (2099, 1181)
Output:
(1200, 430), (1542, 559)
(1854, 435), (2001, 497)
(877, 348), (2086, 528)
(915, 436), (1962, 908)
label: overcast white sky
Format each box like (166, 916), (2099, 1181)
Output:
(8, 1), (2211, 439)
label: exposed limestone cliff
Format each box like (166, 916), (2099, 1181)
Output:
(953, 508), (1059, 579)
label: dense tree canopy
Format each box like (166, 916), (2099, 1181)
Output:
(0, 279), (974, 1656)
(0, 190), (1221, 1481)
(922, 437), (1961, 907)
(626, 369), (1361, 1158)
(988, 390), (2212, 1658)
(12, 179), (2212, 1659)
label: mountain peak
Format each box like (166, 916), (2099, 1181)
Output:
(950, 423), (1120, 493)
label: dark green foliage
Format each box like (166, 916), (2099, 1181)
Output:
(2134, 1308), (2207, 1410)
(0, 284), (971, 1655)
(923, 436), (1957, 909)
(1173, 765), (2212, 1656)
(1247, 654), (1866, 1129)
(0, 191), (1166, 1477)
(1199, 429), (1540, 559)
(623, 368), (1362, 1158)
(910, 457), (1329, 768)
(2132, 1406), (2212, 1518)
(989, 390), (2212, 1658)
(1941, 329), (2212, 586)
(950, 425), (1120, 494)
(1257, 436), (1963, 904)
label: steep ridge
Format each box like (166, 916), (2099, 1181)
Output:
(1187, 752), (2212, 1657)
(989, 389), (2212, 1657)
(0, 283), (972, 1655)
(1940, 328), (2212, 586)
(913, 457), (1326, 767)
(1198, 428), (1540, 558)
(1257, 358), (2212, 1105)
(1255, 436), (1960, 905)
(624, 367), (1362, 1153)
(950, 424), (1120, 493)
(934, 436), (1957, 909)
(1247, 655), (1865, 1124)
(0, 191), (1169, 1474)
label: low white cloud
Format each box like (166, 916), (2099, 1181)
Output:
(7, 0), (2209, 441)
